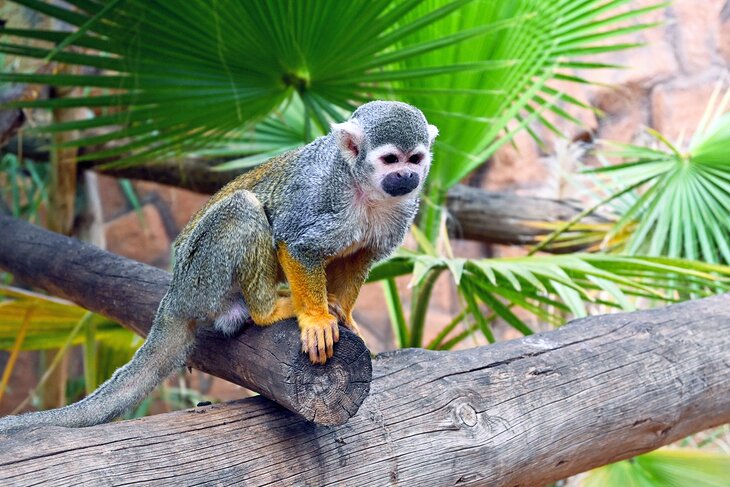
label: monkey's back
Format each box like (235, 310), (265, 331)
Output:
(174, 148), (303, 248)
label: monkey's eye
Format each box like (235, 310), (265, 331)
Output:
(408, 154), (422, 164)
(382, 154), (399, 164)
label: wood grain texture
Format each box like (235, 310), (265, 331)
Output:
(0, 214), (371, 425)
(444, 184), (609, 248)
(1, 293), (729, 486)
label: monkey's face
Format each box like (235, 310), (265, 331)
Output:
(331, 101), (438, 201)
(367, 143), (432, 198)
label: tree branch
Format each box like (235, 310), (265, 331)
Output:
(445, 184), (608, 249)
(1, 293), (728, 485)
(91, 160), (606, 249)
(0, 214), (371, 426)
(1, 141), (607, 249)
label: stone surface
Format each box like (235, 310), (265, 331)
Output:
(577, 0), (679, 87)
(719, 2), (730, 65)
(103, 203), (171, 268)
(651, 71), (725, 141)
(167, 187), (209, 232)
(130, 180), (208, 233)
(671, 0), (725, 73)
(94, 173), (129, 222)
(483, 130), (544, 192)
(593, 83), (650, 144)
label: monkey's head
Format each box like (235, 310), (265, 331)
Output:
(331, 101), (438, 200)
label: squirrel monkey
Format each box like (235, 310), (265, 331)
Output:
(0, 101), (437, 431)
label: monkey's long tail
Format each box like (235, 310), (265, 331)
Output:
(0, 300), (195, 433)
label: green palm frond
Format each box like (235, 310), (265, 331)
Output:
(0, 286), (137, 351)
(199, 96), (321, 171)
(0, 286), (139, 408)
(369, 252), (730, 347)
(1, 0), (662, 174)
(0, 153), (48, 223)
(582, 448), (730, 487)
(0, 0), (503, 165)
(552, 85), (730, 264)
(396, 0), (666, 190)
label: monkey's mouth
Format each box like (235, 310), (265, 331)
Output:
(381, 171), (420, 197)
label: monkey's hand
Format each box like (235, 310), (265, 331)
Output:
(299, 311), (340, 365)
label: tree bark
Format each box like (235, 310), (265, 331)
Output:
(445, 184), (608, 249)
(0, 214), (371, 426)
(0, 293), (728, 486)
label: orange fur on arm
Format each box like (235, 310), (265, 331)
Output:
(277, 243), (330, 321)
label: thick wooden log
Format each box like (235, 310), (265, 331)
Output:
(0, 294), (728, 486)
(0, 214), (371, 425)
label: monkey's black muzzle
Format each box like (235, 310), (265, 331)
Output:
(382, 171), (420, 197)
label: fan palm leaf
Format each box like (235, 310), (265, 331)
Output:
(581, 448), (730, 487)
(369, 252), (730, 347)
(1, 0), (663, 177)
(547, 86), (730, 264)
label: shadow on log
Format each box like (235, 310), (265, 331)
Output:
(0, 293), (728, 485)
(0, 214), (371, 425)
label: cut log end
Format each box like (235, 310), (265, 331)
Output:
(291, 328), (372, 425)
(192, 319), (372, 426)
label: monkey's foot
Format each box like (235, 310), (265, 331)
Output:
(342, 315), (362, 337)
(326, 296), (362, 335)
(327, 295), (348, 323)
(250, 297), (296, 326)
(299, 313), (340, 365)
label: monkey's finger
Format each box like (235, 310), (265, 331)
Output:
(307, 328), (319, 364)
(300, 329), (308, 354)
(324, 324), (334, 359)
(316, 327), (327, 364)
(333, 322), (340, 343)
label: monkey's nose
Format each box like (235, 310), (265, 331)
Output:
(382, 171), (420, 196)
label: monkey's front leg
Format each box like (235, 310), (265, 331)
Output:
(278, 244), (339, 364)
(325, 250), (373, 337)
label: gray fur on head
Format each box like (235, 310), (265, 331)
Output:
(351, 101), (431, 152)
(276, 101), (437, 268)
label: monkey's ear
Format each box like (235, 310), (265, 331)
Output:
(427, 124), (439, 146)
(331, 119), (364, 161)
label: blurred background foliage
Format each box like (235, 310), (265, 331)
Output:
(0, 0), (729, 484)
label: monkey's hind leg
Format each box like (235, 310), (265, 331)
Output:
(174, 189), (295, 333)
